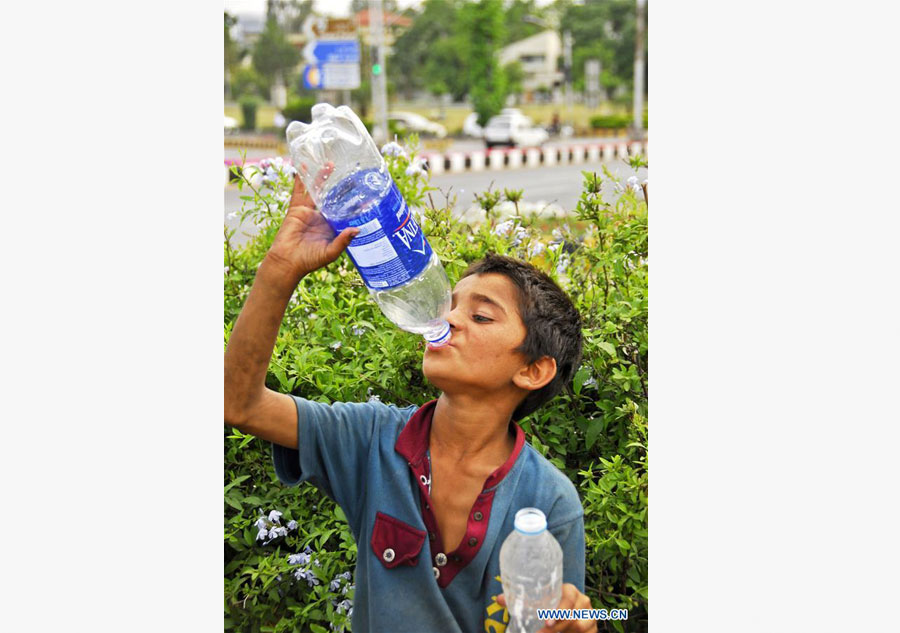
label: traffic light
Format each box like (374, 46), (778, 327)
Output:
(371, 46), (382, 75)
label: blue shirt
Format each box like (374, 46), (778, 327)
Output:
(272, 397), (585, 633)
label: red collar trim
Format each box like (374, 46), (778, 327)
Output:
(395, 400), (526, 490)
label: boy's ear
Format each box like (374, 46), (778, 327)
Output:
(513, 356), (557, 392)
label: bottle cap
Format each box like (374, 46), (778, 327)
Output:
(513, 508), (547, 534)
(425, 322), (451, 346)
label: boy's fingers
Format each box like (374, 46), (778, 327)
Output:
(325, 227), (359, 261)
(290, 174), (314, 209)
(313, 161), (335, 190)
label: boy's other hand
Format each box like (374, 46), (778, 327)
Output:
(495, 584), (598, 633)
(263, 165), (358, 285)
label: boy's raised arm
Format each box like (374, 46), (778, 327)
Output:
(224, 169), (358, 449)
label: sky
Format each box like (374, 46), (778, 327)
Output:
(224, 0), (556, 18)
(224, 0), (425, 18)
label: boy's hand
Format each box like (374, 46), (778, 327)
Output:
(496, 584), (597, 633)
(262, 164), (358, 286)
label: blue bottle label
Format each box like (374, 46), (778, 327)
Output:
(329, 177), (432, 289)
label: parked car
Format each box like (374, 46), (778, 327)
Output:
(482, 112), (549, 148)
(387, 111), (447, 138)
(462, 113), (483, 138)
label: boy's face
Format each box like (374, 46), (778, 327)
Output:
(423, 273), (532, 397)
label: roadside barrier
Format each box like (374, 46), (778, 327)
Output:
(225, 140), (647, 185)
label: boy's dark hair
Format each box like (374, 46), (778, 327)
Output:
(461, 253), (583, 422)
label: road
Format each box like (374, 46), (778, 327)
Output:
(224, 142), (647, 248)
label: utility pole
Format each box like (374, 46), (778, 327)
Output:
(632, 0), (646, 140)
(369, 0), (389, 144)
(563, 30), (573, 115)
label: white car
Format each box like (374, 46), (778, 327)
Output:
(462, 113), (483, 138)
(387, 111), (447, 138)
(483, 112), (549, 148)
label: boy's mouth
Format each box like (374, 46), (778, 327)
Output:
(426, 341), (454, 352)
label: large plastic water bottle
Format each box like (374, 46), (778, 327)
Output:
(499, 508), (564, 633)
(285, 103), (451, 347)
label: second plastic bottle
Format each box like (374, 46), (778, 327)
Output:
(499, 508), (564, 633)
(286, 103), (451, 346)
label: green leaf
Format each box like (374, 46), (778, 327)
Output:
(586, 418), (604, 450)
(310, 625), (328, 633)
(597, 341), (616, 357)
(225, 495), (243, 512)
(573, 366), (591, 395)
(616, 538), (630, 551)
(224, 474), (250, 494)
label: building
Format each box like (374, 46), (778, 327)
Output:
(498, 30), (563, 97)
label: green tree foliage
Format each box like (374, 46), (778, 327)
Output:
(462, 0), (507, 126)
(389, 0), (466, 100)
(252, 17), (301, 93)
(558, 0), (645, 100)
(500, 0), (547, 46)
(224, 142), (649, 631)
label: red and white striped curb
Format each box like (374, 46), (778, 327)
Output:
(225, 140), (647, 185)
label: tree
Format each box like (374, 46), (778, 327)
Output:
(225, 12), (243, 99)
(500, 0), (547, 46)
(462, 0), (507, 126)
(556, 0), (645, 102)
(389, 0), (466, 100)
(252, 17), (301, 95)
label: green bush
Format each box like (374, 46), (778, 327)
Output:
(589, 112), (649, 130)
(589, 114), (632, 130)
(224, 146), (648, 631)
(282, 97), (316, 126)
(239, 96), (261, 132)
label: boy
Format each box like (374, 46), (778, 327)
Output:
(224, 175), (597, 633)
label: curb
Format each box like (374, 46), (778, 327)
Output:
(225, 140), (648, 185)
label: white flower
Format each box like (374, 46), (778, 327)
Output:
(330, 577), (342, 591)
(336, 599), (352, 614)
(287, 520), (298, 531)
(466, 235), (474, 242)
(256, 527), (268, 541)
(224, 266), (230, 274)
(255, 517), (268, 530)
(271, 526), (288, 539)
(405, 158), (427, 177)
(511, 225), (529, 247)
(493, 220), (515, 237)
(556, 253), (571, 275)
(330, 341), (342, 351)
(268, 510), (282, 523)
(380, 141), (407, 159)
(340, 572), (351, 580)
(351, 326), (365, 336)
(289, 552), (311, 565)
(309, 313), (318, 320)
(583, 376), (597, 388)
(528, 241), (546, 257)
(227, 211), (238, 220)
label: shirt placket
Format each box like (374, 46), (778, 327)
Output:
(410, 450), (494, 589)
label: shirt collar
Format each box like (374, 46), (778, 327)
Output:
(395, 399), (526, 490)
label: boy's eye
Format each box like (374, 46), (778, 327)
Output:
(472, 314), (492, 323)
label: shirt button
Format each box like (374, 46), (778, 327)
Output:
(435, 552), (447, 567)
(433, 566), (440, 580)
(474, 511), (483, 521)
(382, 548), (395, 563)
(468, 537), (478, 547)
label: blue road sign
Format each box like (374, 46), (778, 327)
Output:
(310, 40), (359, 64)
